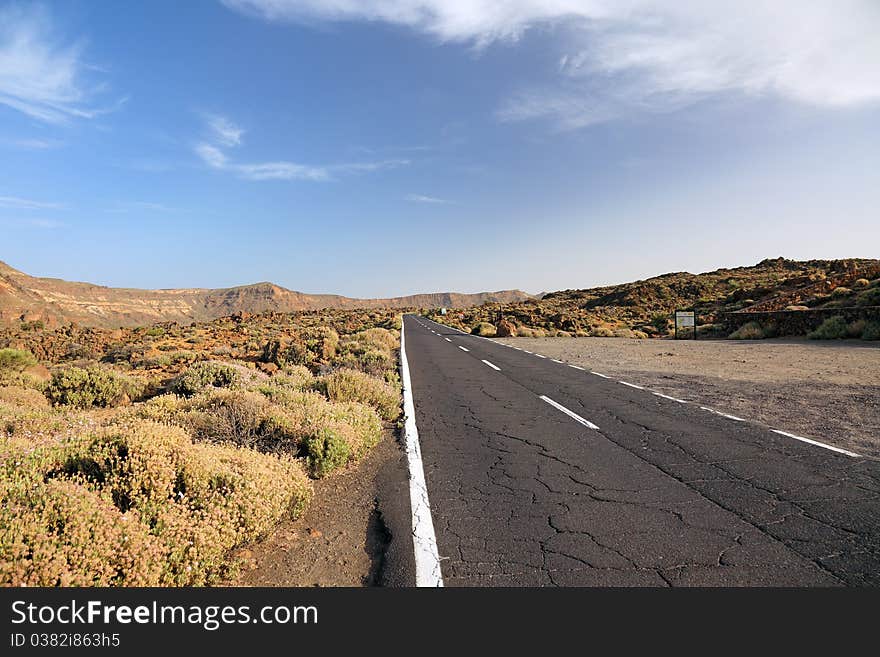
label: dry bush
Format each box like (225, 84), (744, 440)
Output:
(0, 348), (36, 372)
(314, 368), (399, 421)
(45, 366), (144, 408)
(729, 322), (765, 340)
(863, 321), (880, 340)
(471, 322), (497, 337)
(0, 420), (312, 586)
(808, 316), (849, 339)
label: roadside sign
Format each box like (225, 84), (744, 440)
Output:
(674, 310), (697, 339)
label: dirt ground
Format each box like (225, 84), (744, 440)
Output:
(230, 432), (401, 587)
(496, 336), (880, 458)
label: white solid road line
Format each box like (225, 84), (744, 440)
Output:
(619, 381), (644, 390)
(653, 391), (688, 403)
(568, 364), (585, 370)
(458, 346), (469, 352)
(535, 354), (547, 359)
(540, 395), (600, 430)
(552, 359), (564, 363)
(771, 429), (861, 458)
(591, 371), (610, 378)
(482, 359), (501, 371)
(399, 321), (444, 587)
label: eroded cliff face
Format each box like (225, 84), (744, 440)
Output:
(0, 261), (532, 328)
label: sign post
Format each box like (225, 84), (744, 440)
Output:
(674, 310), (696, 340)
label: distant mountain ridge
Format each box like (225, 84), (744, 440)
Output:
(0, 261), (532, 328)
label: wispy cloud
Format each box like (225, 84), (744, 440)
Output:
(195, 114), (409, 181)
(3, 137), (64, 149)
(205, 113), (244, 146)
(223, 1), (880, 129)
(0, 195), (64, 210)
(106, 201), (178, 214)
(0, 4), (124, 123)
(405, 194), (450, 204)
(0, 216), (65, 229)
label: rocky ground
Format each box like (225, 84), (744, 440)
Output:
(495, 336), (880, 458)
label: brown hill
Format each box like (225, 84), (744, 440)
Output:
(428, 257), (880, 337)
(0, 260), (532, 328)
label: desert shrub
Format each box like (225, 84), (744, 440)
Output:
(303, 327), (339, 362)
(471, 322), (497, 337)
(857, 286), (880, 306)
(20, 320), (44, 331)
(853, 278), (870, 288)
(831, 286), (851, 298)
(651, 314), (670, 333)
(42, 420), (313, 586)
(303, 427), (351, 478)
(589, 326), (615, 337)
(729, 322), (765, 340)
(785, 305), (810, 311)
(274, 365), (314, 389)
(861, 321), (880, 341)
(167, 390), (302, 453)
(170, 361), (241, 397)
(314, 369), (399, 421)
(808, 316), (849, 340)
(144, 327), (165, 337)
(352, 328), (397, 352)
(323, 401), (382, 459)
(0, 478), (163, 586)
(45, 367), (144, 408)
(847, 319), (867, 338)
(0, 348), (37, 372)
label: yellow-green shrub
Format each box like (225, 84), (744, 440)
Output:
(315, 368), (399, 421)
(1, 420), (313, 586)
(729, 322), (765, 339)
(45, 366), (144, 408)
(471, 322), (497, 337)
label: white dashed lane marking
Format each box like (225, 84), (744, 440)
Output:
(540, 395), (600, 430)
(458, 346), (469, 352)
(481, 359), (501, 371)
(653, 392), (688, 403)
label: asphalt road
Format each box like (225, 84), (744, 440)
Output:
(394, 314), (880, 586)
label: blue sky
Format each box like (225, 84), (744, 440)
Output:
(2, 1), (879, 297)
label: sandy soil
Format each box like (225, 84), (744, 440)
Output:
(230, 433), (400, 587)
(496, 336), (880, 458)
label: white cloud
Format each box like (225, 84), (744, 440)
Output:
(0, 4), (121, 123)
(405, 194), (450, 204)
(237, 161), (329, 181)
(5, 137), (64, 149)
(195, 142), (229, 169)
(0, 216), (65, 229)
(0, 195), (63, 210)
(205, 114), (244, 146)
(195, 114), (409, 181)
(222, 1), (880, 128)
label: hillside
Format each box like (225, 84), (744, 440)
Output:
(427, 258), (880, 338)
(0, 261), (531, 328)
